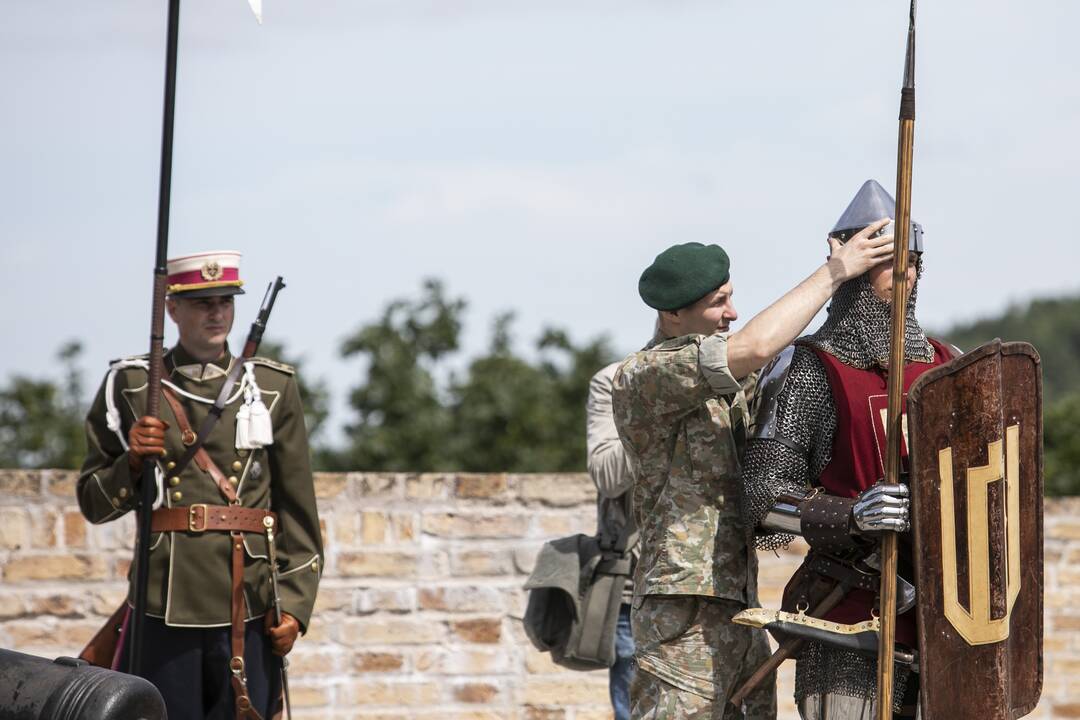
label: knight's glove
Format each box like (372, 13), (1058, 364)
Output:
(851, 483), (910, 534)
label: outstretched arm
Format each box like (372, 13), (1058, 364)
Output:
(726, 219), (893, 379)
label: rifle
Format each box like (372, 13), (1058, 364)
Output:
(129, 0), (182, 676)
(876, 1), (918, 716)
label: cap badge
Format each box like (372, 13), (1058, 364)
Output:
(201, 261), (223, 281)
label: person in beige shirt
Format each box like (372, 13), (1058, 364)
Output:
(587, 360), (638, 720)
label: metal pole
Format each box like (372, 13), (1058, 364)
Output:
(129, 0), (181, 676)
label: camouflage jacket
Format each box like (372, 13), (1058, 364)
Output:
(77, 345), (323, 631)
(612, 333), (758, 603)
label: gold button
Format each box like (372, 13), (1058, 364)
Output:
(111, 497), (120, 507)
(228, 476), (239, 486)
(171, 490), (182, 502)
(118, 487), (129, 499)
(231, 461), (243, 472)
(311, 560), (319, 573)
(169, 476), (180, 487)
(166, 461), (177, 470)
(238, 449), (250, 458)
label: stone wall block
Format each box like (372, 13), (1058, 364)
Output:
(405, 474), (451, 501)
(337, 551), (419, 578)
(353, 651), (406, 673)
(516, 474), (594, 508)
(452, 680), (501, 703)
(4, 554), (108, 582)
(423, 512), (530, 539)
(0, 507), (30, 549)
(448, 617), (502, 644)
(343, 617), (445, 645)
(522, 677), (608, 705)
(314, 472), (347, 499)
(355, 587), (417, 614)
(391, 513), (418, 543)
(349, 680), (441, 706)
(30, 508), (59, 548)
(62, 509), (87, 548)
(450, 548), (515, 577)
(361, 511), (389, 544)
(418, 585), (505, 613)
(47, 472), (76, 498)
(412, 647), (511, 675)
(0, 470), (42, 499)
(353, 473), (404, 500)
(455, 474), (510, 502)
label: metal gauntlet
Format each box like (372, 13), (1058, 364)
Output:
(851, 482), (910, 534)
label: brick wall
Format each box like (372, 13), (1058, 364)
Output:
(0, 469), (1075, 718)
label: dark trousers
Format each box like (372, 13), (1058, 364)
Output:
(118, 614), (281, 720)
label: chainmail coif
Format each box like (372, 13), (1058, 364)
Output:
(798, 264), (933, 369)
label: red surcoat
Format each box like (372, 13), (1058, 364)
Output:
(808, 337), (954, 647)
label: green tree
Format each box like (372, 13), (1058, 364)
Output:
(328, 279), (464, 471)
(330, 281), (618, 473)
(1045, 393), (1080, 496)
(943, 295), (1080, 403)
(258, 341), (331, 447)
(0, 341), (87, 469)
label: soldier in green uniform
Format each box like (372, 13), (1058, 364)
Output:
(612, 227), (894, 720)
(77, 250), (323, 720)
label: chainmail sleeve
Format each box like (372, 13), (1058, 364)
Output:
(743, 346), (837, 551)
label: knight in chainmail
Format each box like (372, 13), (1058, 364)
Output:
(742, 180), (959, 720)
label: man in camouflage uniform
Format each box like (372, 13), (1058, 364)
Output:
(78, 251), (323, 719)
(612, 228), (894, 719)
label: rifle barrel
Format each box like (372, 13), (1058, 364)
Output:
(130, 0), (182, 677)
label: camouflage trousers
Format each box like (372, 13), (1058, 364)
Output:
(630, 595), (776, 720)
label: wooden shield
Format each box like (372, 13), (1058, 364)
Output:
(907, 340), (1043, 719)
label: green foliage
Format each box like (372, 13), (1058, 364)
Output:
(1044, 394), (1080, 497)
(258, 341), (330, 445)
(940, 294), (1080, 496)
(324, 279), (462, 472)
(0, 341), (86, 469)
(329, 282), (618, 472)
(447, 316), (615, 472)
(943, 295), (1080, 403)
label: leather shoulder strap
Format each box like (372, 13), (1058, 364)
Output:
(161, 386), (238, 504)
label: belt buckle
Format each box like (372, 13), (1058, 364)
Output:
(188, 503), (209, 532)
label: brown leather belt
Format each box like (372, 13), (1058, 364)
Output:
(151, 505), (276, 534)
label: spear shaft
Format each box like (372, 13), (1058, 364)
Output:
(876, 2), (917, 716)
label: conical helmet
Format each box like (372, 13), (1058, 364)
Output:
(828, 179), (924, 252)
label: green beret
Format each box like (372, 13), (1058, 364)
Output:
(638, 242), (731, 311)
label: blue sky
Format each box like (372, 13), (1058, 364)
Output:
(2, 0), (1077, 441)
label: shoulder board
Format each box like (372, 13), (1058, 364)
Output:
(249, 357), (296, 375)
(108, 353), (150, 367)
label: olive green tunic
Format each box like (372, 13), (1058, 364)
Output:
(77, 345), (323, 631)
